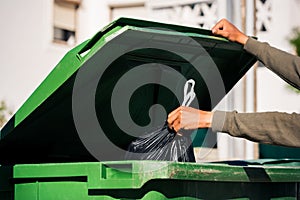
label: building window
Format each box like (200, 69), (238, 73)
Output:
(53, 0), (80, 45)
(109, 0), (146, 21)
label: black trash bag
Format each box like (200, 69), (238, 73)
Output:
(125, 79), (197, 162)
(125, 121), (195, 162)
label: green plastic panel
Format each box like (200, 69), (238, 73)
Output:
(260, 144), (300, 159)
(12, 160), (300, 199)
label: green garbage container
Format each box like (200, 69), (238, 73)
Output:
(0, 17), (298, 200)
(10, 160), (300, 199)
(0, 17), (256, 164)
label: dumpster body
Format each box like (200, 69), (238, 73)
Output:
(1, 160), (299, 199)
(5, 160), (300, 199)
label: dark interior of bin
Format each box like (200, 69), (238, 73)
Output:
(0, 18), (257, 164)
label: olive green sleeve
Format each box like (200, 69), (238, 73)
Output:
(210, 38), (300, 147)
(244, 37), (300, 89)
(212, 110), (300, 147)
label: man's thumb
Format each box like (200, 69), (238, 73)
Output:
(212, 28), (221, 35)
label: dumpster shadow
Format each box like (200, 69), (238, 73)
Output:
(0, 165), (14, 199)
(88, 179), (297, 199)
(243, 167), (272, 182)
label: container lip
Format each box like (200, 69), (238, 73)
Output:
(12, 160), (300, 185)
(210, 158), (300, 167)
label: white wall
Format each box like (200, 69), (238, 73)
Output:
(0, 0), (112, 113)
(0, 0), (68, 111)
(256, 0), (300, 113)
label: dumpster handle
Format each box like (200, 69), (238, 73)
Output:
(77, 39), (93, 60)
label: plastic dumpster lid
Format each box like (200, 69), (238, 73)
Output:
(0, 17), (257, 164)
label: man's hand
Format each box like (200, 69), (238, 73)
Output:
(212, 18), (249, 45)
(167, 106), (213, 132)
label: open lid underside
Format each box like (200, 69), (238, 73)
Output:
(0, 18), (257, 164)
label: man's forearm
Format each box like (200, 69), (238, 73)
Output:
(212, 110), (300, 147)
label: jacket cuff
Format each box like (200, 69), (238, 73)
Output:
(244, 37), (264, 57)
(211, 110), (227, 132)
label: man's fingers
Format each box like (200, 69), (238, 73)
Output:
(212, 19), (225, 34)
(212, 25), (229, 38)
(212, 18), (235, 39)
(167, 107), (184, 132)
(168, 106), (181, 118)
(167, 106), (183, 124)
(167, 108), (179, 125)
(212, 24), (222, 34)
(172, 117), (181, 132)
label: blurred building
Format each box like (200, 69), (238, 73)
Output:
(0, 0), (300, 161)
